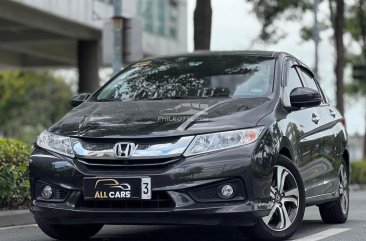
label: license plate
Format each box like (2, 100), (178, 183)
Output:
(83, 177), (151, 200)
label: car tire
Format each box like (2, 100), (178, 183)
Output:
(240, 154), (305, 241)
(318, 159), (349, 224)
(34, 215), (103, 240)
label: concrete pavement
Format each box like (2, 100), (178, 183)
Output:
(0, 209), (34, 228)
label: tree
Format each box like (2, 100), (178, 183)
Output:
(0, 71), (73, 143)
(345, 0), (366, 159)
(330, 0), (345, 115)
(194, 0), (212, 50)
(346, 0), (366, 59)
(249, 0), (308, 43)
(345, 63), (366, 160)
(248, 0), (346, 114)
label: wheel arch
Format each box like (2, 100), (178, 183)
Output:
(278, 137), (294, 161)
(279, 146), (292, 160)
(343, 149), (350, 171)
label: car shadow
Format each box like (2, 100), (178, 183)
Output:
(92, 225), (247, 241)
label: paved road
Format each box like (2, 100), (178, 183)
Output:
(1, 190), (365, 241)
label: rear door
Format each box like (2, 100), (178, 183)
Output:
(282, 59), (325, 199)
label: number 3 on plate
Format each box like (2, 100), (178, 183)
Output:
(141, 177), (151, 200)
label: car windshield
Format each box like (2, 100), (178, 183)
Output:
(94, 55), (275, 101)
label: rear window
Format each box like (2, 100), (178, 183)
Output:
(93, 55), (275, 101)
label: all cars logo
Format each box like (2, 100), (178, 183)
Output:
(94, 179), (131, 199)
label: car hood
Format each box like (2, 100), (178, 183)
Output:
(49, 97), (273, 138)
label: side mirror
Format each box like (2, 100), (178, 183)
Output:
(290, 87), (321, 108)
(70, 93), (91, 107)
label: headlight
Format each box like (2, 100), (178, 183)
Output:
(36, 130), (74, 157)
(183, 127), (264, 157)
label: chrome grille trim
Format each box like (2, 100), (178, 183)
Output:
(78, 157), (181, 167)
(72, 136), (194, 160)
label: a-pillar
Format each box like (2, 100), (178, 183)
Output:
(77, 40), (100, 93)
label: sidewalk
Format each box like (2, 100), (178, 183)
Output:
(0, 209), (34, 228)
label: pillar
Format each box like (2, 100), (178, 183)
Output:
(77, 40), (100, 93)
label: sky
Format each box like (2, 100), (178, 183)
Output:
(185, 0), (365, 136)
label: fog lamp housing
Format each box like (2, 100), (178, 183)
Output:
(218, 184), (235, 199)
(41, 185), (53, 199)
(188, 179), (245, 202)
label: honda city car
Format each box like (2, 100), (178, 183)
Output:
(30, 51), (349, 241)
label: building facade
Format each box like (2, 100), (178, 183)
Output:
(0, 0), (188, 92)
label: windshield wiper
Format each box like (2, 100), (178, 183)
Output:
(136, 96), (188, 101)
(164, 96), (188, 99)
(96, 98), (122, 102)
(140, 96), (232, 100)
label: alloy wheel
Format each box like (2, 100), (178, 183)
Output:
(262, 165), (300, 232)
(339, 164), (348, 214)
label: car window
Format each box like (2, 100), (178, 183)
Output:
(301, 70), (318, 91)
(92, 56), (275, 101)
(285, 66), (303, 92)
(299, 69), (326, 103)
(283, 64), (303, 106)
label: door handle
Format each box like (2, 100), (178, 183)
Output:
(329, 109), (336, 118)
(312, 113), (320, 124)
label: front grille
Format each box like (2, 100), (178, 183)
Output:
(76, 157), (181, 171)
(77, 191), (175, 210)
(53, 188), (68, 200)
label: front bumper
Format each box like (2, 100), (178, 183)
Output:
(29, 141), (276, 226)
(31, 200), (269, 226)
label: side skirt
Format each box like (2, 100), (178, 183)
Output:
(305, 191), (338, 206)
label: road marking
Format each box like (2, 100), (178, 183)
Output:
(0, 224), (37, 231)
(293, 228), (350, 241)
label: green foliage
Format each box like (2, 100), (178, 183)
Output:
(247, 0), (312, 42)
(344, 1), (366, 160)
(344, 1), (366, 98)
(300, 23), (329, 41)
(345, 1), (366, 46)
(345, 79), (366, 96)
(0, 139), (32, 209)
(345, 53), (366, 96)
(0, 71), (73, 143)
(350, 161), (366, 184)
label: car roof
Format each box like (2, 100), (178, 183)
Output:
(140, 50), (315, 77)
(142, 50), (293, 61)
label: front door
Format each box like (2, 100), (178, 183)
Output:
(282, 60), (325, 199)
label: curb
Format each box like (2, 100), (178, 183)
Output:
(0, 209), (34, 228)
